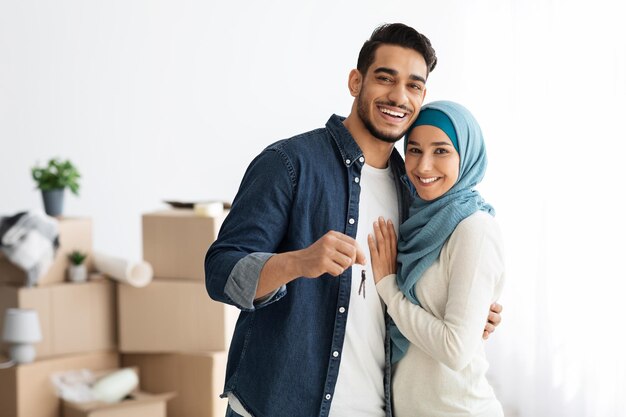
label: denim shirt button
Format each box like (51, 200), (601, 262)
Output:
(348, 218), (355, 225)
(359, 156), (365, 163)
(333, 351), (339, 358)
(345, 159), (351, 165)
(325, 394), (332, 400)
(354, 177), (360, 183)
(339, 307), (346, 313)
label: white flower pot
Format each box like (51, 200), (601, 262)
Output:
(68, 264), (88, 283)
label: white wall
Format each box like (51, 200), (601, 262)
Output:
(2, 1), (626, 416)
(0, 0), (519, 258)
(0, 0), (439, 258)
(3, 0), (622, 262)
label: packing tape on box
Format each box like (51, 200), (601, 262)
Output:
(93, 252), (153, 287)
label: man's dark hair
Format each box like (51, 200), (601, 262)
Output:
(357, 23), (437, 77)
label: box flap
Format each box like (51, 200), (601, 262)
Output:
(63, 391), (175, 412)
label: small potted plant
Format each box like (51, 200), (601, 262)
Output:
(31, 158), (81, 217)
(67, 250), (88, 283)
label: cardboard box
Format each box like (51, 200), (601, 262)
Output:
(118, 279), (237, 353)
(63, 391), (175, 417)
(122, 351), (227, 417)
(0, 280), (116, 359)
(0, 217), (94, 286)
(142, 210), (227, 280)
(0, 350), (119, 417)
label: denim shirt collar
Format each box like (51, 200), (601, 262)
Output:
(327, 113), (409, 186)
(400, 173), (418, 197)
(326, 114), (364, 167)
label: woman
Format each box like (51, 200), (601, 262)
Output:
(368, 100), (505, 417)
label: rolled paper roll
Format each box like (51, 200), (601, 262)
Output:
(93, 252), (153, 288)
(91, 368), (139, 403)
(193, 201), (224, 217)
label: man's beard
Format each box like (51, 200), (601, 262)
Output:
(357, 93), (411, 144)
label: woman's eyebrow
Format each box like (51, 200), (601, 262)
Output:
(407, 140), (453, 147)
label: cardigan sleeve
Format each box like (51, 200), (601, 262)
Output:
(376, 213), (505, 371)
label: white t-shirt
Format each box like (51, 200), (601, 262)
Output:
(230, 163), (398, 417)
(328, 163), (399, 417)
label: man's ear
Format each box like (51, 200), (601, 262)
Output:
(348, 69), (362, 97)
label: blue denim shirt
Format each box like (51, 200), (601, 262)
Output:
(205, 114), (411, 417)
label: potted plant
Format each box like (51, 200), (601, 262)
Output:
(67, 250), (88, 283)
(31, 158), (81, 217)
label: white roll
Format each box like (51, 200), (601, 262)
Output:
(194, 201), (224, 217)
(91, 368), (139, 403)
(93, 252), (153, 288)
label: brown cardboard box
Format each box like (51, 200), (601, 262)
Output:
(118, 279), (237, 353)
(122, 351), (227, 417)
(62, 391), (175, 417)
(142, 210), (227, 280)
(0, 217), (94, 286)
(0, 279), (116, 359)
(0, 350), (119, 417)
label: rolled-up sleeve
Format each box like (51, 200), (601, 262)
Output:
(225, 252), (286, 311)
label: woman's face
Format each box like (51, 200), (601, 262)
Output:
(405, 124), (460, 201)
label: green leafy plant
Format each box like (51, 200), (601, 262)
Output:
(31, 158), (81, 195)
(68, 250), (87, 265)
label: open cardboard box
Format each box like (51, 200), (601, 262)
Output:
(62, 367), (175, 417)
(0, 217), (94, 286)
(122, 351), (227, 417)
(63, 391), (175, 417)
(0, 350), (119, 417)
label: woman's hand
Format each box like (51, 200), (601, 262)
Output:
(367, 217), (398, 284)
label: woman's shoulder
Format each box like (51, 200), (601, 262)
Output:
(443, 211), (505, 265)
(450, 211), (502, 244)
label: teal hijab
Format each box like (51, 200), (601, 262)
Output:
(390, 100), (495, 363)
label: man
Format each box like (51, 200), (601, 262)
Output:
(205, 23), (501, 417)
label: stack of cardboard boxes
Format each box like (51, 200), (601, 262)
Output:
(120, 209), (237, 417)
(0, 210), (235, 417)
(0, 218), (120, 417)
